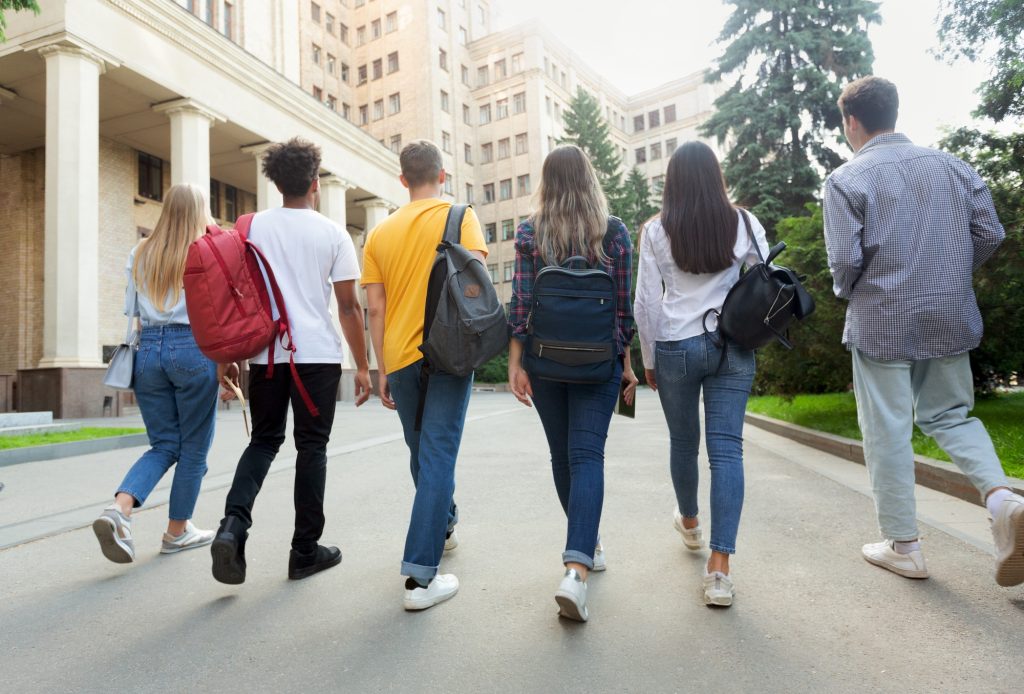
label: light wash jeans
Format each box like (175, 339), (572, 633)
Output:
(388, 360), (473, 582)
(851, 348), (1009, 541)
(655, 332), (754, 555)
(116, 325), (218, 520)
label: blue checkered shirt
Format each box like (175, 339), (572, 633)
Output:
(823, 133), (1004, 361)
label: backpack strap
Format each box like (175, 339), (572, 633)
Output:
(234, 212), (257, 242)
(415, 204), (469, 431)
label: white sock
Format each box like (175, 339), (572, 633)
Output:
(986, 488), (1013, 518)
(893, 540), (921, 555)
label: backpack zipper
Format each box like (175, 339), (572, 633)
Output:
(539, 344), (604, 358)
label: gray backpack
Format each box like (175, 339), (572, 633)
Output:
(415, 204), (506, 427)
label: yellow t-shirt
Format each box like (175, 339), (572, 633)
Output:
(361, 199), (488, 374)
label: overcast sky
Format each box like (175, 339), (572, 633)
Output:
(494, 0), (1009, 148)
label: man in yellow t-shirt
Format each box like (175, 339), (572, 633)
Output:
(361, 139), (488, 612)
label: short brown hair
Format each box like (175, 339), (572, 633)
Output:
(839, 76), (899, 133)
(262, 137), (321, 197)
(400, 140), (443, 187)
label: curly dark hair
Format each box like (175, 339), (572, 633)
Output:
(261, 137), (322, 197)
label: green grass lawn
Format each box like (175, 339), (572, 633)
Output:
(746, 391), (1024, 479)
(0, 427), (145, 451)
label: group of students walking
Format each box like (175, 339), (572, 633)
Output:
(92, 75), (1024, 623)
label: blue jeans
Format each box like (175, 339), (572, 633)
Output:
(655, 333), (754, 554)
(388, 361), (473, 582)
(116, 325), (218, 521)
(530, 360), (623, 569)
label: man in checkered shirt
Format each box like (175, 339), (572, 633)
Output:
(824, 76), (1024, 587)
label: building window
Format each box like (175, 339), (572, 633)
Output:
(648, 110), (660, 128)
(224, 184), (237, 220)
(327, 54), (336, 74)
(137, 152), (163, 200)
(650, 142), (662, 160)
(635, 147), (646, 164)
(340, 23), (349, 45)
(464, 143), (472, 163)
(498, 138), (510, 159)
(666, 137), (678, 155)
(390, 135), (402, 153)
(479, 5), (487, 26)
(326, 12), (334, 34)
(341, 63), (350, 83)
(545, 96), (551, 115)
(512, 53), (523, 74)
(503, 261), (513, 282)
(440, 90), (450, 112)
(499, 178), (512, 200)
(387, 52), (399, 74)
(372, 59), (383, 80)
(560, 70), (567, 88)
(513, 92), (526, 115)
(494, 59), (507, 80)
(459, 26), (468, 45)
(356, 25), (366, 45)
(342, 103), (351, 120)
(327, 95), (337, 111)
(437, 8), (446, 29)
(312, 43), (321, 65)
(444, 175), (454, 195)
(479, 104), (491, 124)
(373, 99), (384, 120)
(517, 174), (530, 197)
(359, 105), (368, 124)
(502, 218), (515, 240)
(477, 66), (489, 86)
(357, 64), (367, 84)
(485, 223), (497, 243)
(481, 142), (493, 163)
(461, 65), (470, 85)
(439, 49), (448, 71)
(462, 104), (471, 125)
(371, 19), (381, 39)
(442, 131), (452, 153)
(483, 184), (495, 204)
(488, 264), (498, 283)
(496, 98), (508, 119)
(466, 183), (474, 204)
(664, 104), (677, 123)
(313, 85), (323, 101)
(515, 132), (528, 155)
(311, 2), (320, 22)
(634, 115), (645, 132)
(386, 12), (397, 32)
(210, 179), (221, 219)
(389, 92), (401, 114)
(221, 1), (233, 39)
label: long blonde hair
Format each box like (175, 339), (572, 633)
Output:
(532, 145), (609, 265)
(133, 183), (208, 312)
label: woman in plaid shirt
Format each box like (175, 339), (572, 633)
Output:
(507, 145), (638, 623)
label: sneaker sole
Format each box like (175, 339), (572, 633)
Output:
(403, 585), (459, 611)
(210, 537), (245, 585)
(554, 591), (588, 622)
(862, 553), (929, 579)
(160, 536), (214, 555)
(703, 592), (733, 607)
(995, 504), (1024, 587)
(92, 517), (133, 564)
(288, 553), (342, 580)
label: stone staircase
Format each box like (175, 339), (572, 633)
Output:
(0, 412), (81, 437)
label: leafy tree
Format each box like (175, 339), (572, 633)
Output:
(619, 167), (659, 233)
(938, 0), (1024, 122)
(700, 0), (881, 234)
(0, 0), (39, 42)
(558, 87), (626, 217)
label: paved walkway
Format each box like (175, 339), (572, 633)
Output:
(0, 390), (1021, 693)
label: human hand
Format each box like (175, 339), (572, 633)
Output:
(622, 368), (639, 406)
(354, 368), (371, 407)
(644, 368), (657, 392)
(508, 364), (533, 407)
(378, 372), (396, 410)
(218, 362), (240, 400)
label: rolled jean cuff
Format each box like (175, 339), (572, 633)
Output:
(562, 550), (594, 570)
(708, 542), (736, 555)
(401, 560), (438, 582)
(115, 487), (146, 508)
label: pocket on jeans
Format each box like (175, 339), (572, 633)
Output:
(655, 347), (687, 384)
(725, 345), (756, 375)
(169, 345), (213, 377)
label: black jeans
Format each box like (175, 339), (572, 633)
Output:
(223, 363), (341, 554)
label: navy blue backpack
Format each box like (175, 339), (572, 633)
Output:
(523, 221), (618, 384)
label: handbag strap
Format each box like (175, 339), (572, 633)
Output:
(125, 269), (140, 344)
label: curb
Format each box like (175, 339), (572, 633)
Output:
(744, 413), (1024, 508)
(0, 434), (149, 468)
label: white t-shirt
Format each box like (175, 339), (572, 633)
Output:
(247, 207), (360, 364)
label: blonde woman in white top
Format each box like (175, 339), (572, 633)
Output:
(634, 141), (768, 607)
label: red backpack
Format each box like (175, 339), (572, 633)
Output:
(183, 213), (319, 416)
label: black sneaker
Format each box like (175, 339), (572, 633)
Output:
(211, 516), (247, 585)
(288, 545), (342, 580)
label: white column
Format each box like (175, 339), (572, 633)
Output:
(241, 143), (284, 210)
(320, 176), (359, 370)
(38, 45), (105, 368)
(153, 98), (223, 189)
(354, 199), (396, 372)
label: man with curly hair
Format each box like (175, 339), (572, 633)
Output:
(211, 137), (371, 585)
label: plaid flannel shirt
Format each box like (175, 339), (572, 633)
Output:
(823, 133), (1004, 361)
(509, 217), (635, 356)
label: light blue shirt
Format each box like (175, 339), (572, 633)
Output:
(125, 245), (190, 327)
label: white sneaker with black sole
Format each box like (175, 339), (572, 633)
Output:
(404, 574), (459, 611)
(861, 540), (929, 579)
(992, 492), (1024, 587)
(92, 505), (135, 564)
(555, 568), (588, 622)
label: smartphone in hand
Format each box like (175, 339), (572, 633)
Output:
(614, 380), (635, 418)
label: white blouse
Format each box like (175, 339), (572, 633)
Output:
(633, 212), (770, 368)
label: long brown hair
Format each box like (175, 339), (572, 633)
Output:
(133, 183), (208, 311)
(660, 141), (737, 274)
(531, 145), (608, 265)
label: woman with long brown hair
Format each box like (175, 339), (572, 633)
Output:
(508, 145), (638, 622)
(634, 141), (768, 607)
(92, 183), (220, 564)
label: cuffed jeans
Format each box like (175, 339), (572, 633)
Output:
(116, 325), (218, 520)
(223, 363), (341, 554)
(851, 348), (1008, 541)
(530, 360), (623, 570)
(388, 361), (473, 582)
(655, 333), (754, 555)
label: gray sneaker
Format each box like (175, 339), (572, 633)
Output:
(93, 505), (135, 564)
(992, 493), (1024, 587)
(161, 521), (216, 554)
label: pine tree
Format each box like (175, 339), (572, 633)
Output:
(620, 168), (659, 233)
(559, 87), (626, 217)
(700, 0), (881, 234)
(0, 0), (39, 42)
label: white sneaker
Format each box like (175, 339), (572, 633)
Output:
(555, 568), (589, 622)
(161, 521), (216, 554)
(862, 540), (929, 579)
(673, 508), (703, 550)
(92, 505), (135, 564)
(703, 570), (734, 607)
(444, 528), (459, 553)
(592, 544), (606, 572)
(992, 493), (1024, 587)
(404, 574), (459, 611)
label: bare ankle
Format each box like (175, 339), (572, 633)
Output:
(707, 552), (731, 575)
(682, 516), (699, 530)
